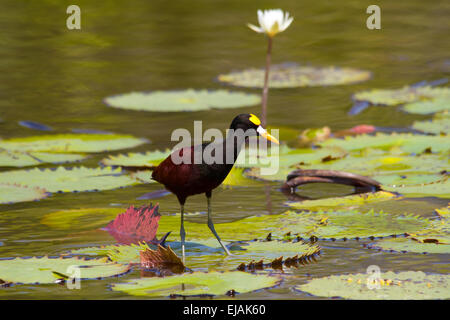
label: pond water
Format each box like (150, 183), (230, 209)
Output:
(0, 0), (449, 299)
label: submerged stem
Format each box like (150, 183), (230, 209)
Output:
(261, 36), (273, 127)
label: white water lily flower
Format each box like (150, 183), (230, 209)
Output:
(248, 9), (293, 37)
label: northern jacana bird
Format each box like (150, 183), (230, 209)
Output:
(152, 114), (279, 259)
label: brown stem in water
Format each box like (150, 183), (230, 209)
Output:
(281, 169), (382, 194)
(261, 36), (273, 127)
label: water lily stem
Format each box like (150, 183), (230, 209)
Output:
(261, 36), (273, 127)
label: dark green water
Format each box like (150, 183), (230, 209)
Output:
(0, 0), (449, 299)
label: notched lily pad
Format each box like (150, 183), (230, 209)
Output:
(412, 113), (450, 135)
(100, 149), (171, 168)
(320, 133), (450, 154)
(383, 176), (449, 198)
(70, 242), (151, 264)
(0, 183), (49, 204)
(295, 271), (450, 299)
(104, 89), (261, 112)
(0, 256), (130, 284)
(367, 237), (449, 254)
(403, 98), (450, 115)
(353, 85), (450, 107)
(218, 63), (371, 88)
(287, 191), (399, 211)
(0, 150), (87, 168)
(130, 170), (156, 184)
(0, 133), (148, 153)
(173, 209), (431, 241)
(0, 166), (138, 193)
(111, 271), (280, 297)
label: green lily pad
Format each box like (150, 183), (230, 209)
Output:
(130, 170), (156, 184)
(0, 133), (148, 153)
(295, 271), (450, 299)
(435, 205), (449, 218)
(374, 174), (446, 186)
(100, 149), (171, 168)
(412, 113), (450, 134)
(236, 146), (346, 170)
(309, 153), (448, 176)
(247, 153), (448, 183)
(71, 243), (151, 264)
(320, 133), (450, 154)
(0, 166), (138, 193)
(0, 183), (49, 204)
(0, 150), (88, 168)
(368, 237), (450, 254)
(0, 256), (130, 284)
(156, 210), (431, 241)
(41, 207), (125, 230)
(244, 166), (291, 181)
(217, 64), (371, 88)
(383, 176), (449, 198)
(111, 271), (280, 297)
(403, 98), (450, 115)
(71, 239), (320, 272)
(288, 191), (399, 211)
(353, 85), (450, 106)
(104, 89), (261, 112)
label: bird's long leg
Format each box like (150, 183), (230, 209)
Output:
(180, 203), (186, 263)
(206, 192), (231, 255)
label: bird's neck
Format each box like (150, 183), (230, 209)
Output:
(223, 130), (246, 163)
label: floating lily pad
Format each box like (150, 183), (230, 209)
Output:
(0, 183), (49, 204)
(0, 166), (138, 193)
(403, 98), (450, 115)
(230, 240), (320, 266)
(368, 237), (449, 254)
(217, 64), (371, 88)
(130, 170), (156, 184)
(236, 146), (346, 171)
(41, 207), (125, 230)
(288, 191), (399, 211)
(0, 150), (87, 168)
(353, 85), (450, 107)
(104, 89), (261, 112)
(295, 271), (450, 299)
(100, 149), (171, 168)
(0, 133), (148, 153)
(156, 210), (430, 241)
(383, 176), (449, 198)
(435, 205), (449, 218)
(71, 243), (151, 264)
(244, 166), (291, 181)
(111, 271), (280, 297)
(320, 133), (450, 154)
(412, 113), (450, 134)
(0, 256), (130, 284)
(374, 174), (446, 186)
(304, 153), (448, 176)
(247, 155), (448, 183)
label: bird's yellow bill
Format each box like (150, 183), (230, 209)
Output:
(257, 126), (280, 144)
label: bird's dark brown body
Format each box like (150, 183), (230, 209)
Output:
(152, 142), (234, 204)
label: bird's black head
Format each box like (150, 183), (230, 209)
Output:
(229, 113), (261, 131)
(229, 114), (279, 144)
